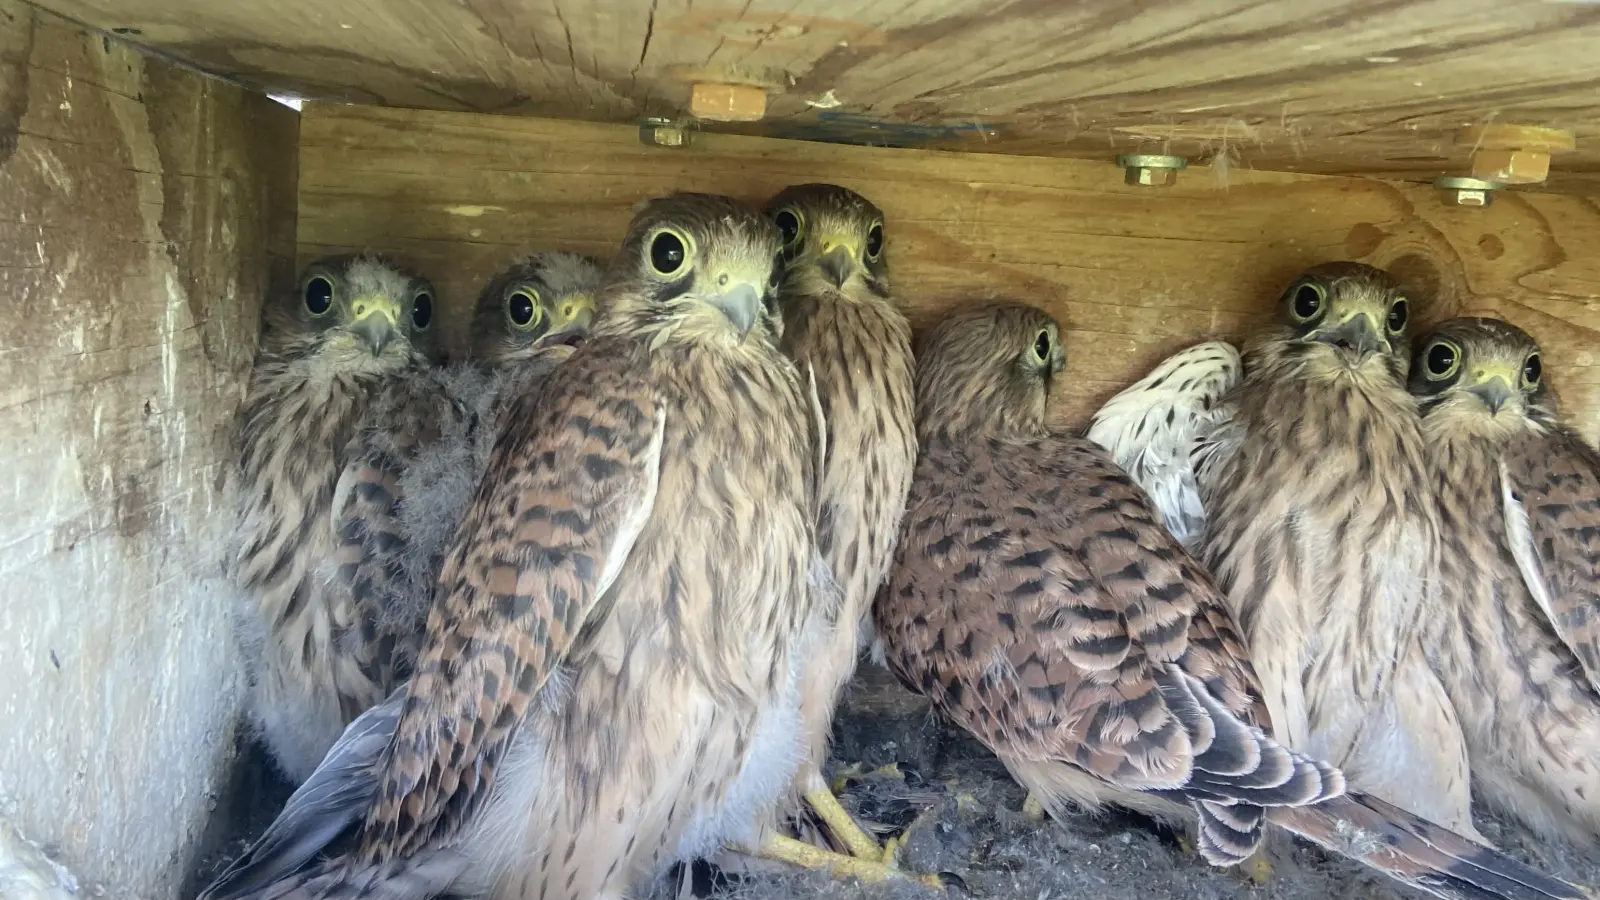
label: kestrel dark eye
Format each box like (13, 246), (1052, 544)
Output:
(1291, 283), (1323, 322)
(1523, 352), (1542, 387)
(865, 222), (885, 260)
(650, 230), (688, 276)
(304, 276), (334, 315)
(1033, 330), (1051, 361)
(1425, 341), (1459, 379)
(774, 209), (801, 247)
(508, 290), (537, 327)
(411, 293), (433, 330)
(1387, 298), (1409, 334)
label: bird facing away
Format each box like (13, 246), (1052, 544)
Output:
(760, 184), (918, 868)
(232, 254), (439, 784)
(200, 194), (827, 900)
(1189, 263), (1481, 837)
(1409, 316), (1600, 849)
(325, 251), (603, 717)
(876, 300), (1591, 900)
(1087, 340), (1241, 548)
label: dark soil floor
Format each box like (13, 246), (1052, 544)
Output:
(189, 665), (1600, 900)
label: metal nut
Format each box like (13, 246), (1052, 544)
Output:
(1115, 154), (1187, 188)
(638, 117), (689, 148)
(1434, 176), (1501, 208)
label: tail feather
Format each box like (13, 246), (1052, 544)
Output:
(1196, 800), (1264, 865)
(202, 691), (405, 900)
(1272, 792), (1595, 900)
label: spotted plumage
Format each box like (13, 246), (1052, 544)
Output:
(231, 255), (439, 783)
(326, 252), (603, 705)
(877, 300), (1590, 900)
(201, 195), (823, 900)
(1190, 262), (1480, 837)
(760, 184), (917, 859)
(1410, 316), (1600, 848)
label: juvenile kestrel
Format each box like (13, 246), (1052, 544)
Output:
(876, 300), (1587, 900)
(761, 184), (917, 865)
(327, 252), (601, 704)
(231, 255), (439, 783)
(1098, 263), (1481, 836)
(1409, 317), (1600, 848)
(201, 194), (826, 900)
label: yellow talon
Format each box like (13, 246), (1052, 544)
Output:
(1021, 792), (1046, 823)
(1241, 851), (1272, 885)
(805, 787), (886, 862)
(746, 834), (943, 890)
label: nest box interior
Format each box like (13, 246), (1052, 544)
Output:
(1, 1), (1597, 896)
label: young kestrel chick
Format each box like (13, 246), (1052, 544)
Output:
(231, 254), (438, 783)
(761, 184), (917, 867)
(1410, 317), (1600, 849)
(201, 195), (825, 900)
(876, 301), (1587, 900)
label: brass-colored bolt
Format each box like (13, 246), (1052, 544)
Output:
(638, 117), (689, 148)
(1434, 175), (1501, 208)
(1115, 154), (1188, 187)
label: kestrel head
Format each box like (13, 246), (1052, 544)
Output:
(1408, 316), (1558, 436)
(914, 301), (1066, 443)
(1268, 262), (1411, 381)
(262, 255), (437, 373)
(764, 183), (888, 295)
(470, 251), (603, 364)
(599, 193), (784, 347)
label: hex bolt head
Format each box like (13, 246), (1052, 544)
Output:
(1434, 176), (1501, 208)
(638, 117), (689, 148)
(1115, 154), (1188, 188)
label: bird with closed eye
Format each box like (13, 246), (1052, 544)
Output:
(879, 299), (1590, 900)
(229, 254), (440, 785)
(1407, 316), (1600, 850)
(199, 194), (829, 900)
(1090, 262), (1485, 853)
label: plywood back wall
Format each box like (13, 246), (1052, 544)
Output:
(298, 105), (1600, 442)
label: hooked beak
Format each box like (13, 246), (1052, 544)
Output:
(349, 294), (401, 355)
(817, 238), (859, 288)
(1310, 312), (1387, 358)
(537, 294), (595, 350)
(1463, 362), (1520, 414)
(708, 282), (763, 339)
(1467, 378), (1513, 414)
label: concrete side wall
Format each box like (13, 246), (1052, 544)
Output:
(0, 5), (297, 895)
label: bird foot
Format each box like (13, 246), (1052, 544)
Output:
(1021, 792), (1047, 824)
(749, 834), (943, 890)
(1239, 851), (1272, 885)
(804, 786), (892, 863)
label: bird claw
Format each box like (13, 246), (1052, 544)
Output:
(747, 834), (944, 890)
(1021, 792), (1047, 823)
(804, 786), (892, 863)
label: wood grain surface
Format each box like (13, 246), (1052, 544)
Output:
(297, 103), (1600, 442)
(28, 0), (1600, 192)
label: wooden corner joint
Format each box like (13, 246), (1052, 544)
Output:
(690, 83), (768, 122)
(1456, 124), (1575, 186)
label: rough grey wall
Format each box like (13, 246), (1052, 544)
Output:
(0, 5), (297, 896)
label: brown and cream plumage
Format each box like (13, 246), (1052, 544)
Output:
(1410, 316), (1600, 848)
(326, 252), (602, 710)
(761, 184), (917, 863)
(202, 194), (825, 900)
(1193, 263), (1480, 836)
(232, 255), (439, 783)
(876, 300), (1589, 900)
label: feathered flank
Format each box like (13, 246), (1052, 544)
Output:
(1087, 341), (1241, 546)
(878, 300), (1591, 900)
